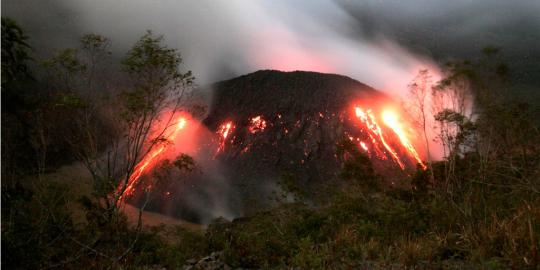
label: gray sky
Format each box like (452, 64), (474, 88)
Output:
(3, 0), (539, 95)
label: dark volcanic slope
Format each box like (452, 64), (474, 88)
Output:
(205, 70), (381, 125)
(204, 70), (409, 205)
(136, 70), (421, 223)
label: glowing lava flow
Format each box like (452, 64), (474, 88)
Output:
(381, 110), (427, 170)
(217, 121), (234, 152)
(360, 141), (368, 152)
(248, 115), (267, 134)
(121, 117), (187, 198)
(354, 106), (405, 169)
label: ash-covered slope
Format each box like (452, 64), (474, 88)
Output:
(204, 70), (416, 206)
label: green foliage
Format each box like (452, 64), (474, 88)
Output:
(207, 204), (309, 268)
(1, 17), (31, 85)
(202, 156), (539, 268)
(2, 181), (76, 269)
(173, 153), (196, 172)
(80, 33), (109, 52)
(2, 20), (201, 269)
(202, 118), (539, 269)
(120, 31), (192, 115)
(337, 138), (378, 190)
(43, 48), (86, 75)
(119, 31), (194, 138)
(482, 46), (500, 57)
(1, 18), (39, 175)
(407, 168), (430, 197)
(97, 225), (209, 269)
(434, 109), (476, 147)
(277, 171), (306, 201)
(56, 91), (87, 108)
(290, 237), (332, 269)
(146, 153), (197, 194)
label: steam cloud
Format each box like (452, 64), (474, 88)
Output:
(5, 0), (539, 86)
(3, 0), (438, 87)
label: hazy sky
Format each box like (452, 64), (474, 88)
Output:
(3, 0), (539, 92)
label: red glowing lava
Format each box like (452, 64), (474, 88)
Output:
(217, 121), (234, 152)
(354, 106), (405, 169)
(121, 116), (187, 199)
(381, 110), (426, 170)
(353, 105), (427, 170)
(248, 115), (267, 134)
(118, 102), (427, 203)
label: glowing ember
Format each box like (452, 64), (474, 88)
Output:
(248, 115), (267, 133)
(354, 106), (405, 169)
(360, 141), (368, 151)
(217, 121), (234, 152)
(381, 110), (426, 170)
(122, 116), (188, 199)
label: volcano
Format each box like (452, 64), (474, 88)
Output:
(131, 70), (426, 223)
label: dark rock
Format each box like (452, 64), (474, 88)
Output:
(203, 70), (411, 209)
(133, 70), (420, 221)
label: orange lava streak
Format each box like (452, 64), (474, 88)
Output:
(381, 110), (427, 170)
(217, 121), (234, 152)
(121, 117), (187, 199)
(355, 106), (405, 169)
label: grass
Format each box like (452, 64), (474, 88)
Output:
(4, 152), (539, 269)
(200, 165), (540, 269)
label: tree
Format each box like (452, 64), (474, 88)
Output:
(406, 69), (435, 181)
(1, 17), (31, 85)
(466, 48), (540, 191)
(431, 61), (475, 183)
(39, 31), (195, 266)
(1, 18), (37, 178)
(113, 31), (194, 207)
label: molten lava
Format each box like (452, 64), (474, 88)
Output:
(217, 121), (234, 152)
(360, 141), (368, 152)
(248, 115), (267, 134)
(354, 106), (405, 169)
(352, 105), (427, 170)
(381, 110), (426, 170)
(121, 116), (187, 199)
(119, 102), (427, 202)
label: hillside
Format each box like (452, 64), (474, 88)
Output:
(135, 70), (426, 223)
(206, 70), (417, 197)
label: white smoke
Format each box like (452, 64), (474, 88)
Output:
(32, 1), (438, 89)
(51, 0), (445, 159)
(4, 0), (450, 159)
